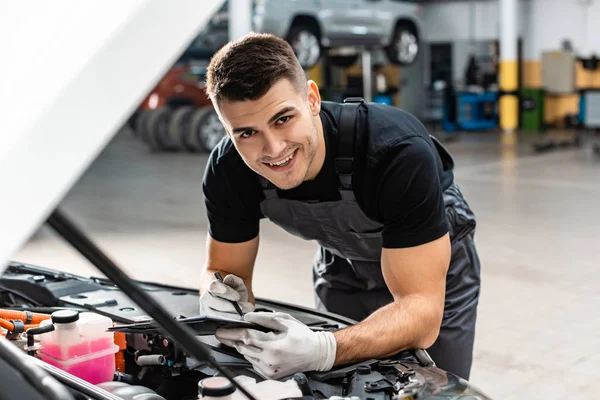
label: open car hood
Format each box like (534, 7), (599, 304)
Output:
(0, 0), (225, 269)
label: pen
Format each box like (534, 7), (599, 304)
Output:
(214, 272), (244, 317)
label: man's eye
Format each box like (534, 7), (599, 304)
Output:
(276, 116), (291, 124)
(240, 130), (256, 139)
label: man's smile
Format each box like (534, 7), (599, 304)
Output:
(261, 148), (299, 171)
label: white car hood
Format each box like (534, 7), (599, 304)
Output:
(0, 0), (224, 267)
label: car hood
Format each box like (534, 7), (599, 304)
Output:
(0, 0), (225, 268)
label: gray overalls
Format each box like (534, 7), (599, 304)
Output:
(257, 100), (481, 380)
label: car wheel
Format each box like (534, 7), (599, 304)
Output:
(146, 108), (177, 152)
(189, 107), (226, 153)
(134, 110), (152, 139)
(286, 25), (321, 69)
(385, 22), (419, 66)
(167, 106), (195, 151)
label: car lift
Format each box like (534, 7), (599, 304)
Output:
(321, 45), (395, 104)
(360, 49), (375, 103)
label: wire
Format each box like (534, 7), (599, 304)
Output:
(46, 209), (259, 400)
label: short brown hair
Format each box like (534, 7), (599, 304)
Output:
(205, 32), (306, 103)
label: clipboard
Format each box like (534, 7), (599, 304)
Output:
(107, 314), (273, 335)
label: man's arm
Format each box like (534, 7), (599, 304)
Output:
(199, 235), (260, 304)
(331, 130), (452, 365)
(332, 232), (450, 365)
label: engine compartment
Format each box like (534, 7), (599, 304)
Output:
(0, 262), (489, 400)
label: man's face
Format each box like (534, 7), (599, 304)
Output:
(215, 79), (324, 190)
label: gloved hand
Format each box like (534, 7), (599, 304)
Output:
(215, 311), (337, 379)
(199, 274), (254, 320)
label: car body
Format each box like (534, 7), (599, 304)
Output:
(202, 0), (424, 69)
(137, 64), (211, 113)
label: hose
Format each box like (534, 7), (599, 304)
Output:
(0, 318), (39, 332)
(0, 309), (52, 336)
(0, 309), (52, 324)
(136, 354), (166, 366)
(26, 324), (56, 355)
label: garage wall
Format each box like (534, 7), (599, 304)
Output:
(423, 0), (600, 60)
(521, 0), (600, 124)
(421, 0), (600, 125)
(524, 0), (600, 60)
(422, 0), (527, 43)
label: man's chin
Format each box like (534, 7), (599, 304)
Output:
(265, 175), (301, 190)
(261, 170), (305, 191)
(274, 180), (303, 190)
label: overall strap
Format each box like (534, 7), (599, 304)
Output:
(258, 175), (278, 199)
(335, 97), (364, 200)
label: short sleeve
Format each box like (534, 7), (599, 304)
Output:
(202, 146), (263, 243)
(375, 137), (449, 248)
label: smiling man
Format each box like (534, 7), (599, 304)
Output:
(198, 32), (481, 381)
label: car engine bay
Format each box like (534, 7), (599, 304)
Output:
(0, 260), (489, 400)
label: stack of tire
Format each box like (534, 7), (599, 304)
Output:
(133, 105), (226, 153)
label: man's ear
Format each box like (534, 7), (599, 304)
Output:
(306, 80), (321, 116)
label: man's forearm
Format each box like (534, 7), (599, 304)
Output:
(332, 294), (442, 366)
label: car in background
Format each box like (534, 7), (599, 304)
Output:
(251, 0), (424, 69)
(129, 25), (230, 154)
(129, 0), (424, 153)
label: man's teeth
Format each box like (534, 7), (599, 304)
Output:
(268, 151), (294, 166)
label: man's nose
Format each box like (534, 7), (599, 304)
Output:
(262, 131), (287, 157)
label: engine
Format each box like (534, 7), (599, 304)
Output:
(0, 262), (489, 400)
(0, 306), (447, 400)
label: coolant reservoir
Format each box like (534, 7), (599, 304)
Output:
(38, 310), (119, 384)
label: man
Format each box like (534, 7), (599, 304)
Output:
(198, 32), (481, 381)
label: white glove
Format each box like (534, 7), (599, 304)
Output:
(215, 311), (337, 379)
(199, 274), (254, 320)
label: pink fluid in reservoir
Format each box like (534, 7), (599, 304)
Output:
(38, 312), (118, 385)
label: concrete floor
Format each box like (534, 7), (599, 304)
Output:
(11, 127), (600, 399)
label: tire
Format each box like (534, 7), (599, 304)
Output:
(146, 108), (176, 152)
(286, 24), (321, 69)
(125, 111), (140, 136)
(385, 22), (420, 66)
(188, 107), (227, 153)
(135, 110), (153, 140)
(167, 106), (195, 152)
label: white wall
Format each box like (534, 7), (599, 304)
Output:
(422, 0), (600, 60)
(422, 0), (527, 43)
(524, 0), (600, 60)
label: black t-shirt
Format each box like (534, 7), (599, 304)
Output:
(202, 102), (455, 249)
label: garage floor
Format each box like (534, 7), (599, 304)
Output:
(12, 127), (600, 399)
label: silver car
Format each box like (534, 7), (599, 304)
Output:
(206, 0), (424, 69)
